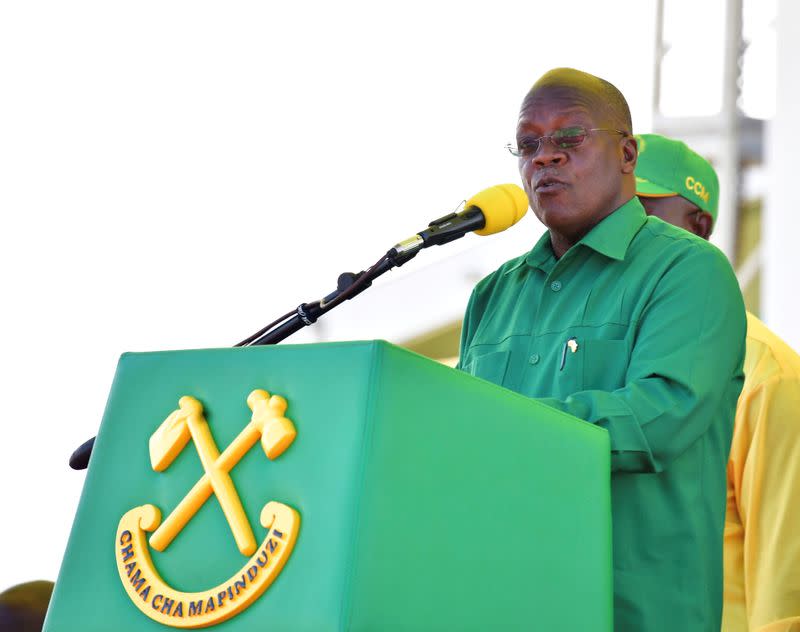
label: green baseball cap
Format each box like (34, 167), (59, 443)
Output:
(634, 133), (719, 222)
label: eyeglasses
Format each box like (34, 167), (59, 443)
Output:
(506, 126), (628, 158)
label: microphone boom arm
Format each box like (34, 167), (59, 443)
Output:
(244, 246), (419, 346)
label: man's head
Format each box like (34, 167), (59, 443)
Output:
(514, 68), (638, 254)
(635, 133), (719, 240)
(0, 580), (54, 631)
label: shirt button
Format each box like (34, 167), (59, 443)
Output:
(529, 354), (540, 365)
(550, 280), (562, 292)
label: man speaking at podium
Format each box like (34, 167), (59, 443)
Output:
(457, 68), (746, 632)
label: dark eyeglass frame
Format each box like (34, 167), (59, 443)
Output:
(506, 126), (628, 158)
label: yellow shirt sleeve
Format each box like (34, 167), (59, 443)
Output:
(724, 315), (800, 631)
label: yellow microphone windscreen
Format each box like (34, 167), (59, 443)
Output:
(468, 184), (529, 236)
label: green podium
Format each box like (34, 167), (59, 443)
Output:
(45, 341), (611, 631)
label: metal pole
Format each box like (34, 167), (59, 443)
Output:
(653, 0), (665, 115)
(714, 0), (743, 263)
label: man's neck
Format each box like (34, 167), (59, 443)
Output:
(549, 191), (635, 259)
(549, 233), (576, 259)
(548, 209), (614, 259)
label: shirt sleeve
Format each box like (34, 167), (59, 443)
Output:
(457, 277), (491, 372)
(734, 376), (800, 632)
(536, 244), (746, 473)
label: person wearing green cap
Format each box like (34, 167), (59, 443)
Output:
(636, 133), (800, 632)
(634, 133), (718, 238)
(459, 68), (746, 632)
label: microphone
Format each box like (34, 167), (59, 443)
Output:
(391, 183), (529, 256)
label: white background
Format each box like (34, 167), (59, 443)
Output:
(0, 0), (769, 590)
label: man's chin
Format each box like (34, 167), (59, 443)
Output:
(533, 200), (573, 228)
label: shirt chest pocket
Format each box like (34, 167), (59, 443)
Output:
(465, 349), (510, 387)
(556, 338), (629, 395)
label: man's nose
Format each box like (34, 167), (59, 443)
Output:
(533, 143), (566, 167)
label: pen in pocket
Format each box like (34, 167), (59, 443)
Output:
(559, 337), (579, 371)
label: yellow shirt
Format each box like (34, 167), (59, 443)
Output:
(723, 313), (800, 631)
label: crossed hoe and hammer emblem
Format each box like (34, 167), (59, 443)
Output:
(147, 389), (297, 557)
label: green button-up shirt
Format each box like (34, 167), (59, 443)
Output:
(458, 197), (746, 632)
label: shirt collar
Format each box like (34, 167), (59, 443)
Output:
(514, 196), (647, 272)
(523, 231), (557, 269)
(576, 196), (647, 261)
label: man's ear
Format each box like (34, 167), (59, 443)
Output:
(621, 135), (638, 174)
(692, 212), (714, 240)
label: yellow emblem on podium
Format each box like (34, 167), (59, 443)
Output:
(115, 390), (300, 628)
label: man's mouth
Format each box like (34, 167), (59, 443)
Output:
(534, 176), (567, 194)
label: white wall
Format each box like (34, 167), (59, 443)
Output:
(763, 0), (800, 348)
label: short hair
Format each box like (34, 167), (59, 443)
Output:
(524, 67), (632, 133)
(0, 581), (54, 631)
